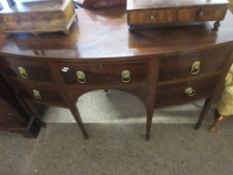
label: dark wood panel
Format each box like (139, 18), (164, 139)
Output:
(2, 58), (53, 82)
(155, 75), (219, 107)
(158, 46), (231, 82)
(15, 86), (66, 107)
(57, 61), (148, 86)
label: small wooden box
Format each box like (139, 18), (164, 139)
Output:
(127, 0), (229, 31)
(0, 0), (76, 34)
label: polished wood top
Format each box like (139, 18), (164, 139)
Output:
(0, 7), (233, 60)
(127, 0), (229, 10)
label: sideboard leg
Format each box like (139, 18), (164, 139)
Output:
(213, 21), (221, 31)
(196, 52), (233, 129)
(20, 98), (46, 128)
(69, 105), (89, 139)
(145, 108), (154, 141)
(129, 26), (135, 32)
(145, 59), (159, 141)
(195, 98), (212, 129)
(209, 110), (230, 132)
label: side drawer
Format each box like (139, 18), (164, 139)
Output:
(0, 58), (53, 82)
(57, 61), (148, 86)
(155, 75), (219, 107)
(15, 86), (66, 107)
(158, 46), (231, 82)
(177, 5), (227, 22)
(128, 9), (176, 25)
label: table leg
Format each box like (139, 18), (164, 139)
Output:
(195, 98), (212, 129)
(213, 21), (221, 31)
(69, 105), (89, 139)
(146, 107), (154, 141)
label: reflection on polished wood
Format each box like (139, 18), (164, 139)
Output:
(0, 8), (233, 140)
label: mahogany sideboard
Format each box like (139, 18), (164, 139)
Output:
(0, 8), (233, 140)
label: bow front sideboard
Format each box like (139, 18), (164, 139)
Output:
(0, 8), (233, 140)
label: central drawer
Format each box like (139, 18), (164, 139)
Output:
(57, 61), (148, 86)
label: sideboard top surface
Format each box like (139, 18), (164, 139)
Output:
(0, 7), (233, 60)
(127, 0), (229, 10)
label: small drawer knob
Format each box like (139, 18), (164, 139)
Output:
(184, 87), (196, 97)
(198, 10), (204, 17)
(76, 71), (87, 84)
(33, 89), (41, 100)
(121, 70), (131, 83)
(150, 15), (156, 21)
(18, 66), (28, 79)
(191, 61), (201, 75)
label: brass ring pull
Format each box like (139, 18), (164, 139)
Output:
(33, 89), (41, 100)
(18, 66), (28, 79)
(121, 70), (131, 83)
(184, 87), (196, 97)
(191, 61), (201, 75)
(76, 71), (87, 84)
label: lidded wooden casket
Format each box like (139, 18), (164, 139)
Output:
(0, 0), (76, 34)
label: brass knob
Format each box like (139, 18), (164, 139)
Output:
(121, 70), (131, 83)
(198, 10), (204, 17)
(33, 89), (41, 100)
(76, 71), (87, 84)
(18, 66), (28, 79)
(184, 87), (196, 97)
(150, 15), (156, 21)
(191, 61), (201, 75)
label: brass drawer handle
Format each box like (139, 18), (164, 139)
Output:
(33, 89), (41, 100)
(191, 61), (201, 75)
(76, 71), (87, 84)
(18, 66), (28, 79)
(184, 87), (196, 97)
(121, 70), (131, 83)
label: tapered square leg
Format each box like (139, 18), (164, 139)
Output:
(70, 105), (89, 139)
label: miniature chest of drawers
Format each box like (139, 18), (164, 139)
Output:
(0, 0), (76, 34)
(127, 0), (229, 31)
